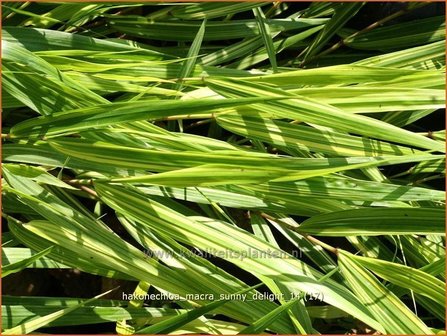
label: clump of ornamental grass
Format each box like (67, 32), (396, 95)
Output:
(1, 2), (445, 335)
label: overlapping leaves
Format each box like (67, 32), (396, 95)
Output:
(2, 2), (445, 335)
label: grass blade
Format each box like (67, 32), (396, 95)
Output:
(351, 254), (445, 305)
(135, 284), (261, 334)
(302, 2), (364, 62)
(298, 208), (445, 236)
(252, 7), (277, 72)
(338, 250), (432, 334)
(3, 289), (116, 334)
(2, 246), (54, 277)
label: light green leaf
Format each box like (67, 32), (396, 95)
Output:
(298, 208), (445, 236)
(136, 284), (261, 334)
(3, 289), (116, 334)
(3, 164), (76, 189)
(338, 250), (432, 334)
(2, 246), (54, 277)
(176, 19), (206, 90)
(9, 96), (284, 138)
(217, 113), (419, 156)
(205, 77), (444, 152)
(350, 254), (445, 305)
(2, 247), (69, 269)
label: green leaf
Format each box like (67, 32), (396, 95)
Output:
(2, 246), (54, 277)
(2, 247), (69, 269)
(107, 17), (328, 41)
(3, 164), (76, 189)
(108, 164), (286, 186)
(239, 268), (339, 334)
(2, 40), (107, 115)
(10, 97), (284, 138)
(340, 16), (445, 50)
(238, 295), (302, 334)
(355, 41), (445, 70)
(239, 64), (443, 89)
(47, 137), (432, 173)
(2, 301), (184, 329)
(298, 208), (445, 236)
(2, 142), (125, 174)
(217, 113), (420, 156)
(350, 254), (445, 305)
(176, 19), (206, 90)
(242, 175), (445, 202)
(2, 26), (167, 56)
(3, 288), (116, 334)
(231, 25), (323, 70)
(205, 77), (444, 152)
(138, 184), (348, 216)
(252, 7), (277, 72)
(338, 250), (432, 334)
(288, 87), (445, 113)
(170, 2), (268, 20)
(104, 159), (422, 186)
(136, 284), (261, 334)
(302, 2), (364, 61)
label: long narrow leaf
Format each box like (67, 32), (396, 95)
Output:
(298, 208), (445, 236)
(338, 250), (432, 334)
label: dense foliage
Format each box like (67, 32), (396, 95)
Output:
(2, 2), (445, 334)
